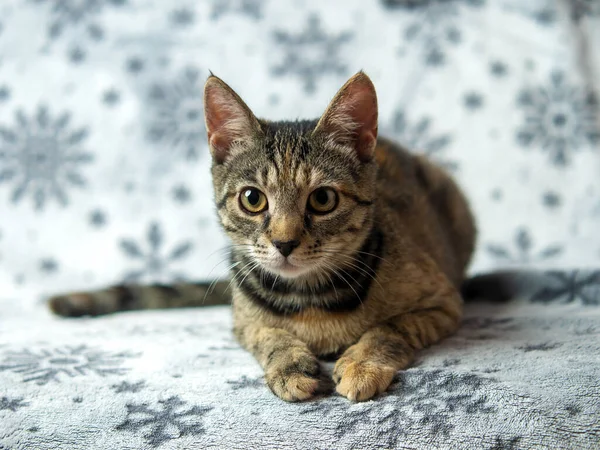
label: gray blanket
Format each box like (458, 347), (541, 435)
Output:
(1, 271), (600, 449)
(1, 0), (600, 448)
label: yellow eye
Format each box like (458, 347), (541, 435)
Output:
(239, 188), (268, 214)
(308, 188), (338, 214)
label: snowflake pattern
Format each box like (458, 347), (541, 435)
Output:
(210, 0), (263, 20)
(507, 0), (600, 24)
(0, 345), (138, 385)
(112, 380), (146, 393)
(33, 0), (126, 38)
(0, 396), (29, 412)
(119, 221), (194, 283)
(385, 0), (485, 67)
(172, 184), (191, 203)
(486, 227), (563, 265)
(569, 0), (600, 21)
(116, 396), (212, 447)
(226, 375), (264, 390)
(489, 436), (523, 450)
(490, 60), (508, 77)
(516, 71), (599, 166)
(384, 110), (456, 171)
(0, 106), (93, 210)
(272, 15), (352, 93)
(146, 67), (206, 160)
(300, 369), (496, 447)
(0, 86), (10, 102)
(518, 342), (562, 352)
(530, 271), (600, 305)
(89, 209), (107, 227)
(169, 7), (195, 27)
(39, 258), (59, 273)
(102, 89), (120, 106)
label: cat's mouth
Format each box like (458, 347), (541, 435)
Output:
(264, 257), (311, 278)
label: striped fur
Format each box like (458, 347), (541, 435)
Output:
(49, 72), (477, 403)
(48, 282), (230, 317)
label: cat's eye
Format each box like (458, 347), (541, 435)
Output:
(239, 188), (268, 214)
(308, 188), (338, 214)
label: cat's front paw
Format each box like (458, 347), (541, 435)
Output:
(264, 351), (321, 402)
(333, 354), (396, 402)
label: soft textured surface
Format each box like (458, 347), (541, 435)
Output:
(2, 271), (600, 449)
(1, 0), (600, 449)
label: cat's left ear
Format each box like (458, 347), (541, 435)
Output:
(204, 75), (262, 164)
(313, 71), (378, 162)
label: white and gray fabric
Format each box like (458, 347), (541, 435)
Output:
(1, 0), (599, 449)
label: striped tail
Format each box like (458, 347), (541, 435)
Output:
(460, 270), (546, 303)
(48, 281), (230, 317)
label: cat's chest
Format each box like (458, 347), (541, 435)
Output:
(281, 309), (369, 355)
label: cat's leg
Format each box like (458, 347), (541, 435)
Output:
(333, 286), (463, 401)
(235, 325), (321, 402)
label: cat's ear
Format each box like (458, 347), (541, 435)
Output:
(313, 71), (378, 162)
(203, 75), (262, 164)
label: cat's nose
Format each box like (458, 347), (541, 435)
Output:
(272, 239), (300, 257)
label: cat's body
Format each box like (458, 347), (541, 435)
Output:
(50, 72), (476, 402)
(230, 136), (475, 358)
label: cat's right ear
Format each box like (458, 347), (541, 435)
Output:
(313, 71), (378, 163)
(203, 75), (262, 164)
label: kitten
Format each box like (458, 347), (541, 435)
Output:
(49, 72), (476, 402)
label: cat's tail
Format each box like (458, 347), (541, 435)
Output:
(460, 270), (539, 303)
(48, 281), (231, 317)
(50, 270), (541, 316)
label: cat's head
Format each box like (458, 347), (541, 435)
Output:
(204, 72), (378, 281)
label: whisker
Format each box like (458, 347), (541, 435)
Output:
(318, 248), (389, 264)
(237, 262), (260, 291)
(322, 261), (362, 306)
(321, 266), (338, 301)
(224, 259), (257, 294)
(202, 260), (241, 304)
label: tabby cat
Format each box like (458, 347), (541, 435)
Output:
(49, 72), (476, 402)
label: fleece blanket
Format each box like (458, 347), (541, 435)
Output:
(1, 0), (600, 448)
(1, 271), (600, 449)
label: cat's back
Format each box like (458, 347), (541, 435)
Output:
(373, 137), (476, 286)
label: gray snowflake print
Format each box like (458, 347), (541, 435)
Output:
(507, 0), (600, 25)
(210, 0), (263, 20)
(569, 0), (600, 20)
(39, 258), (59, 274)
(226, 375), (264, 391)
(486, 227), (563, 265)
(272, 15), (353, 93)
(112, 380), (146, 393)
(300, 369), (496, 447)
(384, 110), (456, 171)
(172, 184), (191, 204)
(169, 7), (195, 27)
(33, 0), (126, 38)
(489, 436), (523, 450)
(116, 396), (213, 447)
(530, 270), (600, 305)
(0, 396), (29, 412)
(89, 208), (107, 227)
(146, 67), (206, 160)
(0, 345), (138, 385)
(385, 0), (485, 67)
(518, 342), (562, 352)
(516, 71), (599, 166)
(0, 106), (94, 210)
(119, 221), (193, 283)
